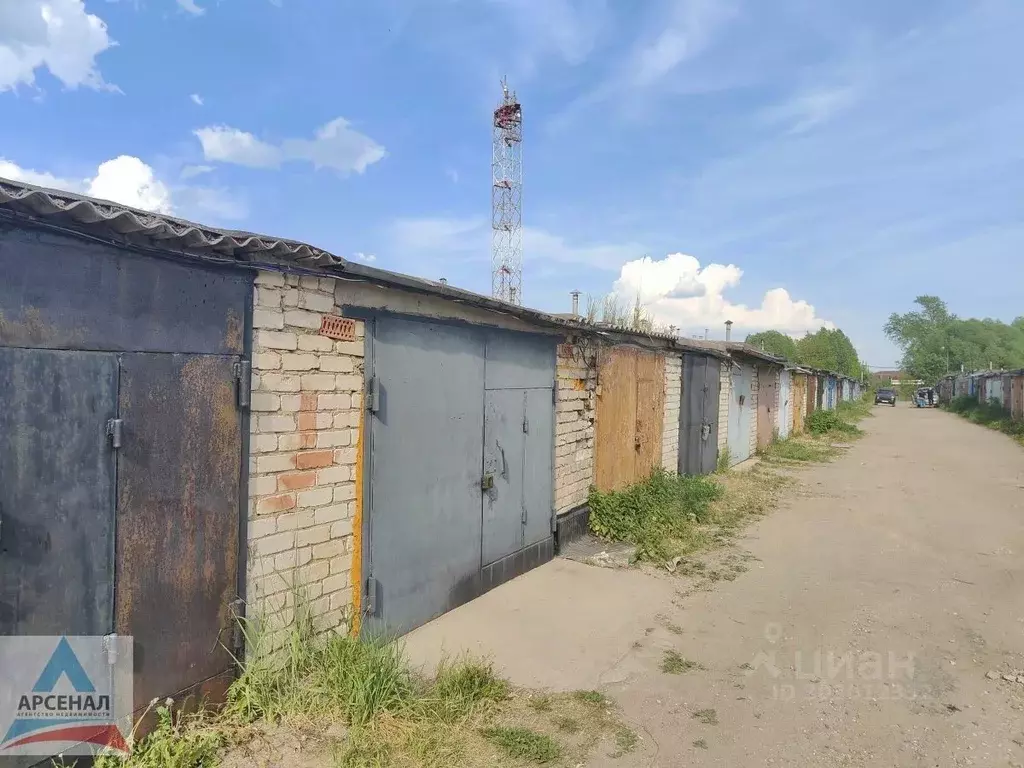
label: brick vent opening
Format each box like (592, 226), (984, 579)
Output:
(319, 315), (356, 341)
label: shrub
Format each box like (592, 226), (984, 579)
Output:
(805, 409), (861, 436)
(588, 469), (723, 561)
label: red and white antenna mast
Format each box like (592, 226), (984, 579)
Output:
(492, 77), (523, 305)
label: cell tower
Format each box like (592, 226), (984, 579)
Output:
(492, 77), (523, 304)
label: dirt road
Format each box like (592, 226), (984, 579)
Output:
(405, 404), (1024, 766)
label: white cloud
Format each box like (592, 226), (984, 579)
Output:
(190, 93), (203, 106)
(0, 155), (172, 213)
(86, 156), (174, 213)
(0, 155), (248, 222)
(195, 118), (386, 175)
(387, 216), (646, 271)
(282, 117), (386, 174)
(612, 253), (834, 336)
(0, 0), (115, 91)
(627, 0), (736, 87)
(194, 126), (283, 168)
(353, 252), (376, 262)
(0, 159), (75, 190)
(176, 0), (205, 16)
(445, 167), (459, 184)
(180, 164), (214, 179)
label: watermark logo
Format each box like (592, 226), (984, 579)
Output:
(748, 623), (927, 702)
(0, 635), (133, 757)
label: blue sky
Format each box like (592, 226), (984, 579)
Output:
(2, 0), (1022, 366)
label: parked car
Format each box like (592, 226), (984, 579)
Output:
(875, 388), (897, 406)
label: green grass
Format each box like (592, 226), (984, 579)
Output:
(572, 690), (606, 706)
(759, 437), (837, 463)
(611, 727), (639, 757)
(660, 650), (700, 674)
(92, 705), (224, 768)
(805, 409), (863, 437)
(946, 395), (1024, 445)
(480, 726), (562, 763)
(692, 708), (719, 726)
(588, 469), (724, 562)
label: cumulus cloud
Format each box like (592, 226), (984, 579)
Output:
(194, 126), (282, 168)
(613, 252), (834, 335)
(190, 93), (204, 106)
(0, 155), (246, 221)
(86, 156), (174, 213)
(195, 118), (386, 175)
(0, 0), (115, 91)
(176, 0), (205, 15)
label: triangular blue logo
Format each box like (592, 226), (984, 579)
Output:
(32, 637), (95, 693)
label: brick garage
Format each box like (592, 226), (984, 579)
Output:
(661, 354), (682, 471)
(246, 271), (364, 637)
(555, 339), (597, 516)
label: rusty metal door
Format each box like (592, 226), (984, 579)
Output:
(680, 354), (721, 475)
(595, 347), (665, 491)
(0, 348), (118, 636)
(115, 353), (242, 712)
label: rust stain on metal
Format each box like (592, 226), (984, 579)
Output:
(0, 307), (85, 348)
(116, 354), (241, 714)
(350, 405), (365, 635)
(320, 315), (356, 341)
(224, 310), (243, 353)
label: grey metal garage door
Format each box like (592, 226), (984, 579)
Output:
(364, 316), (555, 636)
(679, 354), (721, 475)
(728, 362), (754, 465)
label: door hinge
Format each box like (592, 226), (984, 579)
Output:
(234, 360), (252, 409)
(521, 505), (527, 526)
(106, 419), (123, 449)
(363, 577), (378, 615)
(367, 376), (380, 414)
(522, 416), (529, 433)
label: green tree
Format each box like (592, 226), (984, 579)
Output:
(794, 328), (862, 378)
(885, 296), (1024, 381)
(744, 330), (798, 360)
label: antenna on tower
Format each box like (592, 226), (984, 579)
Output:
(492, 77), (523, 305)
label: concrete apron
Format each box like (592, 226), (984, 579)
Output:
(402, 557), (678, 691)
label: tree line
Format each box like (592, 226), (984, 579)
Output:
(743, 328), (868, 380)
(884, 296), (1024, 383)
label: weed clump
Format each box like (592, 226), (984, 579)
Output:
(805, 409), (862, 436)
(481, 725), (562, 763)
(946, 395), (1024, 444)
(588, 469), (724, 561)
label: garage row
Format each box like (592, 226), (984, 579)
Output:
(0, 178), (861, 715)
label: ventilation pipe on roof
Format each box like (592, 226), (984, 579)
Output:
(570, 290), (581, 318)
(725, 320), (733, 342)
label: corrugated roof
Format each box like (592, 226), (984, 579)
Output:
(0, 177), (341, 266)
(0, 175), (726, 358)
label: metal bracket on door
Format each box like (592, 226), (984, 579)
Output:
(106, 418), (123, 449)
(233, 360), (252, 409)
(363, 577), (378, 615)
(481, 474), (495, 491)
(367, 376), (380, 414)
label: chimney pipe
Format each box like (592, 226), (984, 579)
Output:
(439, 277), (448, 285)
(570, 290), (581, 318)
(725, 320), (733, 342)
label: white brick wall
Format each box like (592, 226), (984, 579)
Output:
(749, 365), (760, 458)
(555, 340), (597, 515)
(248, 271), (363, 638)
(661, 354), (682, 472)
(717, 361), (730, 460)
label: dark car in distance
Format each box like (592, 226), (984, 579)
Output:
(875, 388), (897, 406)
